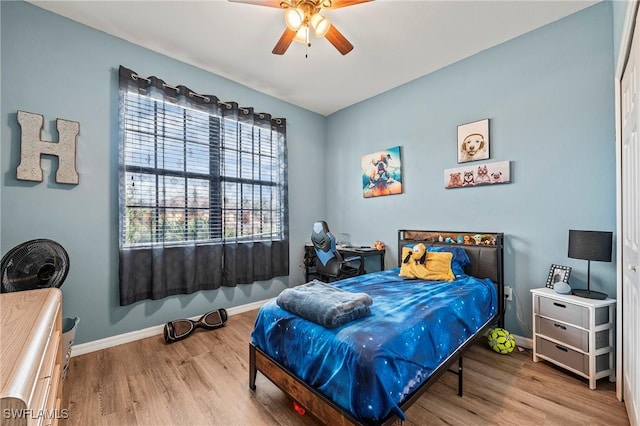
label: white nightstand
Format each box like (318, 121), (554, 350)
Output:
(531, 287), (616, 389)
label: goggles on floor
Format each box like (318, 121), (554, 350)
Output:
(163, 308), (228, 344)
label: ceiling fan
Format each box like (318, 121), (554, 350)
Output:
(229, 0), (373, 56)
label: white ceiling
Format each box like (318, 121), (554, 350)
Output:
(29, 0), (598, 116)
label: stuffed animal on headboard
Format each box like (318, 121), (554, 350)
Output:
(403, 243), (427, 265)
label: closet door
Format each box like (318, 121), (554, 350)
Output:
(621, 10), (640, 425)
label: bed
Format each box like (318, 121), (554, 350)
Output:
(249, 230), (505, 425)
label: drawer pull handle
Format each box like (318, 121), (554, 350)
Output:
(553, 302), (566, 309)
(554, 324), (567, 330)
(555, 345), (569, 352)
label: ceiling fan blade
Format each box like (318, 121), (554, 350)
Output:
(325, 25), (353, 55)
(325, 0), (373, 10)
(228, 0), (284, 8)
(272, 28), (296, 55)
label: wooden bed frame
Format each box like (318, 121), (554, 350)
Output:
(249, 230), (505, 425)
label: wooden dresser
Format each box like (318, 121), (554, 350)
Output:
(0, 288), (64, 426)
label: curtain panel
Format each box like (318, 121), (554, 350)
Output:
(118, 66), (289, 306)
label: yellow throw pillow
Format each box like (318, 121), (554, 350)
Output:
(399, 247), (455, 282)
(415, 252), (455, 282)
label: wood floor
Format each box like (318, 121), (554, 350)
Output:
(61, 309), (629, 426)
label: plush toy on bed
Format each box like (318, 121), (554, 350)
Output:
(399, 244), (454, 281)
(403, 243), (427, 265)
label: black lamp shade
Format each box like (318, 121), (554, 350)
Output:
(568, 230), (612, 262)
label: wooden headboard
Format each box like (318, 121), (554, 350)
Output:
(397, 229), (505, 327)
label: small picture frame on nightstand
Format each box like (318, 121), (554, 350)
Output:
(546, 264), (571, 289)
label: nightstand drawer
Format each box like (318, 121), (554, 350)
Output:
(535, 316), (588, 351)
(536, 296), (589, 328)
(536, 336), (610, 376)
(536, 336), (588, 375)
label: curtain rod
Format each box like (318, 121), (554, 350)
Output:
(130, 72), (232, 108)
(130, 72), (280, 122)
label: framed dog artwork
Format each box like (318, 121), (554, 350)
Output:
(457, 119), (489, 163)
(361, 146), (403, 198)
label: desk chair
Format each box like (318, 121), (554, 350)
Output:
(310, 221), (362, 282)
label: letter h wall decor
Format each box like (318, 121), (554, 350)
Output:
(16, 111), (80, 184)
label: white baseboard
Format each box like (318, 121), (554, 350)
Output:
(71, 298), (270, 357)
(513, 334), (533, 350)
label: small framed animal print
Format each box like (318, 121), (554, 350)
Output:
(546, 264), (571, 289)
(444, 160), (510, 189)
(458, 119), (489, 163)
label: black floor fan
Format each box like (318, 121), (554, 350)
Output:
(0, 239), (69, 293)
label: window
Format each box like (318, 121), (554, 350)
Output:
(117, 66), (289, 306)
(121, 91), (286, 247)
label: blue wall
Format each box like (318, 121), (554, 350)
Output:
(0, 1), (325, 344)
(1, 1), (617, 342)
(325, 2), (616, 336)
(612, 0), (633, 65)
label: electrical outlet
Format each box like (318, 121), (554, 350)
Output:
(504, 286), (513, 301)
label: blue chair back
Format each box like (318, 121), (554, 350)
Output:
(311, 221), (341, 266)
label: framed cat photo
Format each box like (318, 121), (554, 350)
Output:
(546, 264), (571, 289)
(458, 119), (489, 163)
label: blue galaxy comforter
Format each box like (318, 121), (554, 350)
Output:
(251, 269), (498, 422)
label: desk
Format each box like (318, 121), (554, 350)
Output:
(304, 245), (385, 282)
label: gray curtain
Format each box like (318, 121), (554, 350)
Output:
(118, 66), (289, 306)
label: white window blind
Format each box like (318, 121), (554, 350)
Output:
(121, 91), (285, 247)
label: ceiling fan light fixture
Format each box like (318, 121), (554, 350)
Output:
(232, 0), (369, 56)
(294, 26), (309, 44)
(284, 7), (304, 31)
(310, 13), (331, 38)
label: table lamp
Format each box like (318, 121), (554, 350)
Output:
(568, 230), (612, 300)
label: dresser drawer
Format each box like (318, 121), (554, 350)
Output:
(535, 316), (588, 351)
(535, 296), (589, 328)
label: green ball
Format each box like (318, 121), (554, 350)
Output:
(488, 327), (515, 354)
